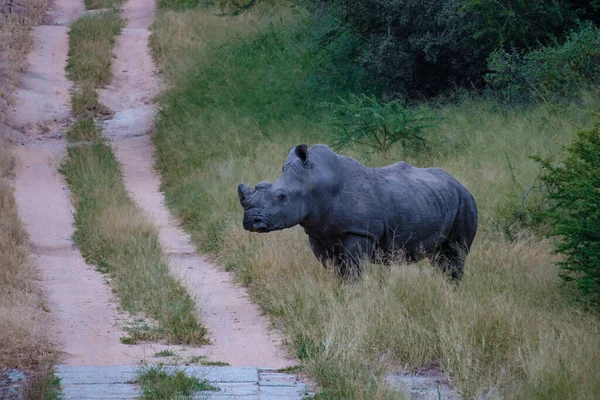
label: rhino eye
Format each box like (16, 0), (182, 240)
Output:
(277, 192), (287, 201)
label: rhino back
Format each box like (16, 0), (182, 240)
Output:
(325, 157), (462, 252)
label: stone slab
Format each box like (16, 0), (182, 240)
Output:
(61, 383), (140, 399)
(56, 366), (138, 385)
(258, 372), (302, 387)
(103, 107), (155, 138)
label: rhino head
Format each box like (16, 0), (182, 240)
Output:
(238, 144), (313, 233)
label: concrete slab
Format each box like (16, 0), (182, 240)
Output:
(61, 383), (140, 399)
(258, 372), (303, 387)
(56, 365), (312, 399)
(102, 107), (155, 138)
(56, 366), (138, 385)
(259, 384), (311, 399)
(172, 366), (260, 383)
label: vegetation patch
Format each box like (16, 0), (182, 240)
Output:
(137, 364), (218, 399)
(22, 367), (62, 400)
(154, 350), (176, 358)
(536, 115), (600, 308)
(151, 5), (600, 399)
(59, 126), (207, 344)
(62, 10), (207, 345)
(84, 0), (122, 10)
(200, 360), (229, 366)
(67, 10), (123, 88)
(0, 0), (49, 121)
(0, 141), (55, 391)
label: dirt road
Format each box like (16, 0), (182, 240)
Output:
(9, 0), (201, 366)
(102, 0), (292, 368)
(8, 0), (293, 370)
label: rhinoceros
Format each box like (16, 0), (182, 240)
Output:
(237, 144), (477, 280)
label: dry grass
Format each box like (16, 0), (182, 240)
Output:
(150, 6), (600, 399)
(0, 141), (54, 372)
(67, 10), (122, 88)
(59, 117), (207, 344)
(0, 0), (49, 121)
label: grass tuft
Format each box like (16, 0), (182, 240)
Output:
(67, 11), (123, 87)
(200, 360), (229, 366)
(137, 364), (218, 399)
(154, 350), (176, 358)
(84, 0), (122, 10)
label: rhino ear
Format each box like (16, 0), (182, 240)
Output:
(295, 144), (308, 165)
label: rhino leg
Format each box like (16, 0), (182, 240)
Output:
(308, 236), (335, 267)
(308, 235), (374, 280)
(335, 235), (376, 280)
(433, 241), (466, 281)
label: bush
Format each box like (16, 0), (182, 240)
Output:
(487, 24), (600, 102)
(313, 0), (599, 99)
(536, 114), (600, 308)
(325, 94), (437, 155)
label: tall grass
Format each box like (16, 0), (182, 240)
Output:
(151, 6), (600, 399)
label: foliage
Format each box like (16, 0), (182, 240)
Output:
(487, 24), (600, 102)
(311, 0), (599, 99)
(458, 0), (579, 51)
(320, 0), (479, 98)
(536, 115), (600, 308)
(326, 94), (437, 155)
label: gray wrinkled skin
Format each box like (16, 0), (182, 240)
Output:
(238, 144), (478, 280)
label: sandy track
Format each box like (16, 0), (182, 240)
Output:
(14, 144), (152, 366)
(9, 0), (199, 366)
(103, 0), (293, 368)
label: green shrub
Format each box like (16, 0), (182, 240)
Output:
(536, 114), (600, 308)
(487, 24), (600, 102)
(314, 0), (598, 99)
(325, 94), (437, 155)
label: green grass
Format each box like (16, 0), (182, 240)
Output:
(150, 5), (600, 400)
(137, 364), (218, 399)
(23, 368), (62, 400)
(200, 360), (229, 366)
(84, 0), (122, 10)
(67, 11), (122, 87)
(154, 350), (176, 357)
(59, 130), (207, 344)
(66, 118), (101, 142)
